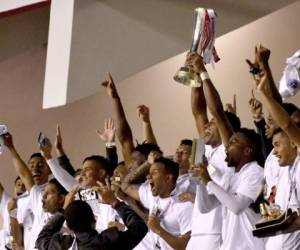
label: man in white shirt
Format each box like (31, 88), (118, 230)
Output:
(40, 139), (118, 233)
(3, 133), (53, 250)
(28, 178), (67, 249)
(264, 128), (300, 250)
(122, 157), (194, 250)
(198, 128), (265, 250)
(186, 52), (240, 250)
(0, 183), (11, 250)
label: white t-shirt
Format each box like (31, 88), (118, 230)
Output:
(218, 161), (265, 250)
(264, 150), (283, 199)
(265, 154), (300, 250)
(176, 173), (198, 194)
(138, 183), (193, 250)
(27, 184), (53, 250)
(190, 144), (233, 236)
(0, 191), (11, 250)
(16, 192), (33, 250)
(47, 159), (117, 233)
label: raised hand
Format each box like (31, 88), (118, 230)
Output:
(101, 72), (119, 99)
(55, 125), (64, 156)
(225, 94), (237, 114)
(147, 150), (162, 165)
(185, 52), (205, 73)
(137, 105), (150, 123)
(198, 163), (212, 186)
(249, 90), (263, 120)
(246, 45), (271, 87)
(3, 132), (15, 150)
(39, 137), (52, 160)
(94, 179), (118, 206)
(96, 118), (116, 143)
(63, 186), (80, 209)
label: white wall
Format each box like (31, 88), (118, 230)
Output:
(1, 1), (300, 193)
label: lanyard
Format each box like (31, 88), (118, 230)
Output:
(152, 196), (174, 250)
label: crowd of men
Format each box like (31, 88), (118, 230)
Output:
(0, 45), (300, 250)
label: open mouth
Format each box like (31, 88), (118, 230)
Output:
(32, 173), (41, 178)
(149, 181), (155, 191)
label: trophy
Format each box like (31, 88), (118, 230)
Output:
(252, 203), (297, 237)
(174, 8), (219, 87)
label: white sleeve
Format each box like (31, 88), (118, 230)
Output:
(236, 168), (264, 202)
(47, 158), (78, 192)
(177, 202), (193, 235)
(196, 183), (220, 213)
(207, 181), (253, 214)
(138, 182), (151, 209)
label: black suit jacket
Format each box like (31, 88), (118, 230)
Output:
(36, 202), (148, 250)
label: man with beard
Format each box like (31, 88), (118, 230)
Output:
(197, 128), (265, 250)
(122, 157), (194, 250)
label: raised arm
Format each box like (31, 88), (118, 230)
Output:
(191, 55), (233, 145)
(246, 45), (282, 104)
(249, 90), (272, 159)
(254, 46), (300, 146)
(258, 77), (300, 146)
(55, 125), (76, 176)
(3, 133), (34, 191)
(137, 105), (158, 145)
(187, 53), (209, 137)
(40, 138), (78, 192)
(102, 73), (134, 165)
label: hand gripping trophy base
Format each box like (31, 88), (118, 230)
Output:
(174, 66), (201, 88)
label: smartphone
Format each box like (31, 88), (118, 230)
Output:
(38, 132), (49, 147)
(78, 188), (98, 201)
(0, 125), (8, 154)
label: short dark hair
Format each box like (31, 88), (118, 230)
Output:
(180, 139), (193, 147)
(225, 111), (241, 132)
(282, 102), (299, 115)
(74, 168), (82, 178)
(238, 128), (263, 166)
(14, 176), (21, 184)
(154, 157), (179, 184)
(48, 178), (68, 196)
(65, 200), (95, 233)
(272, 127), (288, 138)
(83, 155), (112, 176)
(29, 153), (43, 160)
(134, 143), (162, 158)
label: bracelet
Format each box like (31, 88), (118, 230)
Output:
(200, 71), (210, 81)
(9, 208), (18, 219)
(106, 142), (116, 148)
